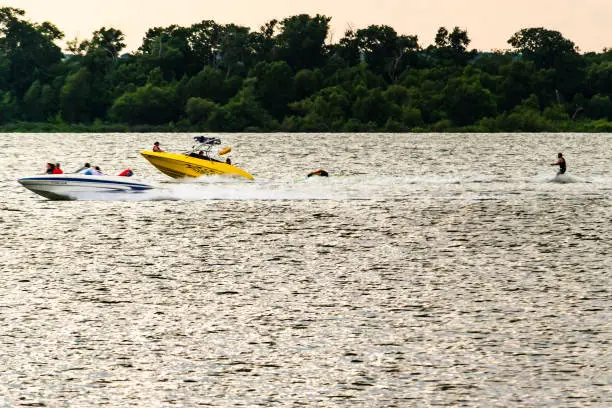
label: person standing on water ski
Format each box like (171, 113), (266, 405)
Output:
(551, 153), (567, 174)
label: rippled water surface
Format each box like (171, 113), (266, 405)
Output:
(1, 133), (610, 407)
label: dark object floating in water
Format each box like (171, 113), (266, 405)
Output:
(307, 169), (329, 177)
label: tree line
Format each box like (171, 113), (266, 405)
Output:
(2, 7), (612, 132)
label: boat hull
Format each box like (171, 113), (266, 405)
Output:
(18, 175), (154, 200)
(140, 151), (254, 180)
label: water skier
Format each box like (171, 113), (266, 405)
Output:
(551, 153), (567, 175)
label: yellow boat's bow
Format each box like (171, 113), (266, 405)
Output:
(140, 150), (254, 180)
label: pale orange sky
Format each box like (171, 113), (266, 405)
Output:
(5, 0), (612, 52)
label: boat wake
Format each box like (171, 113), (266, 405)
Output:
(529, 173), (588, 184)
(65, 175), (504, 201)
(145, 178), (344, 201)
(548, 173), (583, 184)
(29, 173), (607, 201)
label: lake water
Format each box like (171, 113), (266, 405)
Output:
(0, 133), (610, 407)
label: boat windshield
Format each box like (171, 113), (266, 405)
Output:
(187, 136), (229, 162)
(189, 136), (220, 156)
(194, 136), (221, 145)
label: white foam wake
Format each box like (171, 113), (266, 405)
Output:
(51, 172), (610, 201)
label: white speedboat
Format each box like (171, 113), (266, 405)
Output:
(18, 174), (155, 200)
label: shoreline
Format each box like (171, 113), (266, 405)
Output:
(2, 120), (612, 133)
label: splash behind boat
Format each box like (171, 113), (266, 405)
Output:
(18, 174), (154, 200)
(140, 137), (254, 181)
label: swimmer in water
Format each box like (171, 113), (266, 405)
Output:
(307, 169), (329, 177)
(551, 153), (566, 175)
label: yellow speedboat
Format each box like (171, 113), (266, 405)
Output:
(141, 137), (254, 180)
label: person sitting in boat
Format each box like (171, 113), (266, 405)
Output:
(225, 157), (232, 165)
(53, 163), (63, 174)
(75, 163), (91, 173)
(45, 163), (55, 174)
(307, 169), (329, 177)
(117, 169), (133, 177)
(152, 142), (164, 152)
(83, 166), (103, 176)
(188, 151), (205, 159)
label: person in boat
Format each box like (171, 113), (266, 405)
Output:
(45, 163), (55, 174)
(83, 166), (103, 175)
(225, 157), (232, 165)
(188, 150), (205, 159)
(117, 169), (133, 177)
(75, 163), (91, 173)
(551, 153), (567, 175)
(53, 163), (63, 174)
(307, 169), (329, 177)
(192, 150), (222, 163)
(153, 142), (164, 152)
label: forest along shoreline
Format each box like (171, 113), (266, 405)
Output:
(2, 7), (612, 133)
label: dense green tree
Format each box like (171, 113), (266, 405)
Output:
(60, 68), (92, 123)
(249, 61), (294, 119)
(508, 28), (577, 69)
(23, 80), (56, 121)
(4, 8), (612, 132)
(435, 27), (470, 52)
(401, 106), (424, 127)
(498, 60), (547, 111)
(508, 27), (584, 97)
(405, 72), (448, 124)
(352, 88), (400, 126)
(472, 51), (516, 75)
(139, 25), (192, 79)
(586, 62), (612, 96)
(341, 25), (419, 81)
(0, 55), (10, 91)
(185, 97), (220, 125)
(0, 7), (64, 97)
(186, 67), (230, 103)
(147, 67), (168, 87)
(293, 69), (324, 101)
(276, 14), (330, 70)
(485, 94), (550, 132)
(443, 73), (497, 125)
(216, 85), (277, 131)
(23, 80), (43, 121)
(74, 27), (128, 119)
(326, 64), (386, 91)
(218, 24), (253, 77)
(543, 103), (569, 122)
(109, 83), (180, 124)
(383, 84), (410, 105)
(111, 59), (148, 94)
(189, 20), (222, 65)
(40, 84), (57, 119)
(586, 94), (612, 119)
(432, 26), (474, 65)
(287, 85), (352, 131)
(0, 91), (19, 123)
(250, 20), (278, 62)
(140, 25), (190, 57)
(88, 27), (126, 61)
